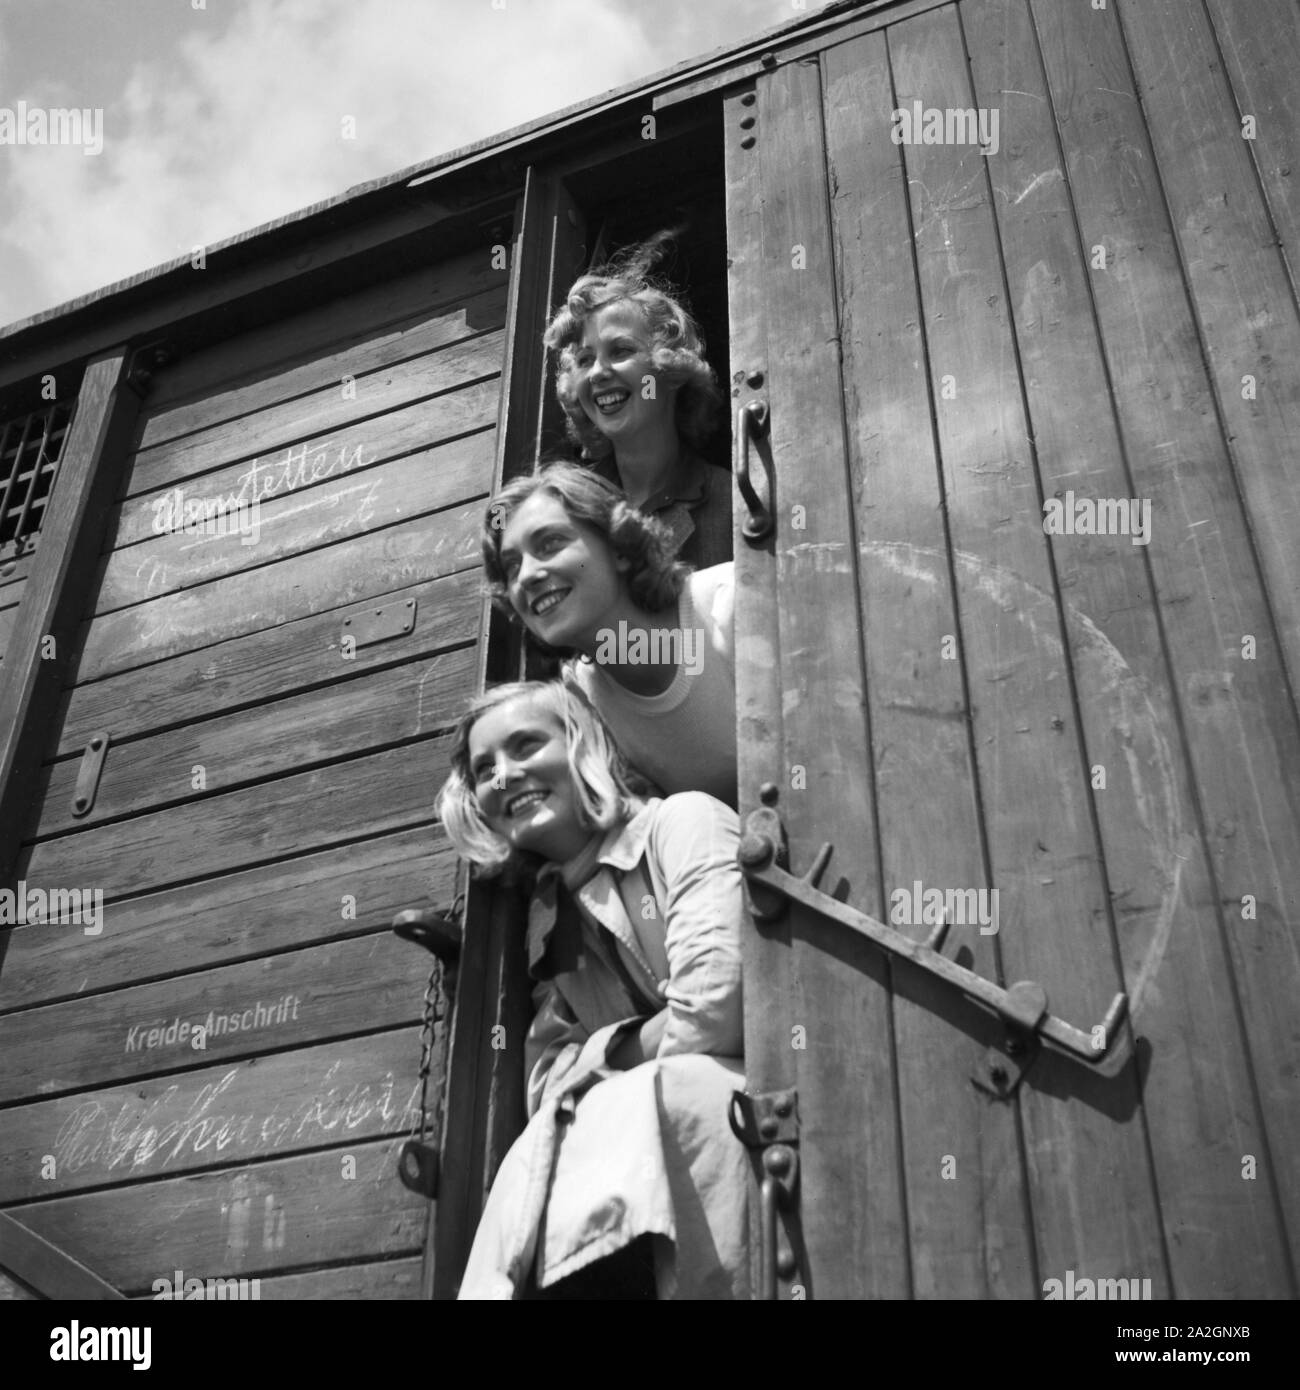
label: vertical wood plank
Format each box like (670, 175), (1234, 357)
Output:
(1118, 0), (1300, 707)
(1035, 0), (1300, 1292)
(723, 81), (798, 1297)
(757, 57), (908, 1299)
(890, 1), (1169, 1291)
(1205, 0), (1300, 311)
(968, 0), (1291, 1297)
(822, 29), (1036, 1299)
(0, 349), (139, 887)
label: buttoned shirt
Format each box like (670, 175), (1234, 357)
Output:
(591, 450), (733, 569)
(523, 791), (744, 1116)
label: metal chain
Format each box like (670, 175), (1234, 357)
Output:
(409, 892), (463, 1147)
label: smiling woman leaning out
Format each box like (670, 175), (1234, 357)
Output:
(544, 233), (731, 570)
(483, 461), (737, 807)
(438, 680), (750, 1299)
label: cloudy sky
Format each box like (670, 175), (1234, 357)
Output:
(0, 0), (827, 330)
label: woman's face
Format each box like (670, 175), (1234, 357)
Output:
(572, 302), (678, 450)
(467, 697), (590, 863)
(498, 491), (628, 650)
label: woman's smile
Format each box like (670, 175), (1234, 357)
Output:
(499, 492), (627, 649)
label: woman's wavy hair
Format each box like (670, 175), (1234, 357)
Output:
(481, 461), (689, 658)
(543, 230), (724, 461)
(437, 680), (645, 879)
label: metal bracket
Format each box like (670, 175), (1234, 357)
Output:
(342, 597), (417, 650)
(70, 732), (110, 818)
(737, 800), (1129, 1097)
(729, 1089), (801, 1299)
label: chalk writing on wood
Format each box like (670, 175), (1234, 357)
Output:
(52, 1063), (422, 1177)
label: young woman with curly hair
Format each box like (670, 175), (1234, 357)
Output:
(543, 233), (731, 570)
(483, 461), (737, 807)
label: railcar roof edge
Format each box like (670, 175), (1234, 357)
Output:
(0, 0), (867, 352)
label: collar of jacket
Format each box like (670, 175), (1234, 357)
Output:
(591, 453), (710, 515)
(525, 798), (660, 976)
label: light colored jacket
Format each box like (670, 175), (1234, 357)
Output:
(458, 793), (750, 1300)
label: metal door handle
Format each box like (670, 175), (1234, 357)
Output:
(734, 398), (773, 541)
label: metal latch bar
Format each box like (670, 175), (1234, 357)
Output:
(737, 810), (1128, 1072)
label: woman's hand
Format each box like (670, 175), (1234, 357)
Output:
(608, 1008), (670, 1070)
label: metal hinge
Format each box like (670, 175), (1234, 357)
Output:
(737, 790), (1129, 1099)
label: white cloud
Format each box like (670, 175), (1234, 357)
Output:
(0, 0), (800, 328)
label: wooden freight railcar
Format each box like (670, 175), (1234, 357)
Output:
(1, 0), (1297, 1301)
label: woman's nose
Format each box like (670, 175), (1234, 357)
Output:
(515, 552), (543, 590)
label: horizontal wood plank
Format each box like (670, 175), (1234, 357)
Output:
(99, 423), (496, 612)
(75, 504), (485, 681)
(5, 1137), (427, 1291)
(0, 934), (430, 1103)
(0, 1028), (439, 1203)
(145, 248), (507, 412)
(1, 826), (456, 1013)
(35, 648), (475, 837)
(19, 736), (451, 898)
(139, 283), (506, 450)
(53, 569), (480, 755)
(241, 1255), (422, 1299)
(123, 328), (504, 498)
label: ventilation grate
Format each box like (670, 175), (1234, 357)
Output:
(0, 401), (75, 550)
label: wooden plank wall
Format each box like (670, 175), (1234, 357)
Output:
(783, 0), (1298, 1296)
(0, 247), (508, 1296)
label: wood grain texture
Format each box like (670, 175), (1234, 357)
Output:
(6, 1137), (427, 1292)
(971, 0), (1289, 1298)
(19, 736), (451, 897)
(822, 30), (1035, 1300)
(53, 568), (480, 755)
(754, 57), (906, 1299)
(0, 933), (429, 1103)
(74, 503), (485, 681)
(891, 0), (1167, 1290)
(138, 283), (506, 450)
(143, 249), (508, 413)
(122, 328), (504, 500)
(34, 649), (474, 838)
(0, 1213), (123, 1299)
(722, 84), (801, 1300)
(99, 414), (497, 610)
(1118, 0), (1300, 704)
(1, 822), (458, 1011)
(1206, 0), (1300, 334)
(0, 1028), (438, 1203)
(1036, 0), (1300, 1292)
(1, 825), (457, 1012)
